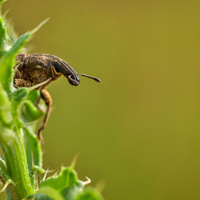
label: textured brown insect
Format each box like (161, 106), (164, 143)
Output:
(14, 53), (101, 141)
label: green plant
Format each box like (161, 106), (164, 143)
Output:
(0, 1), (103, 199)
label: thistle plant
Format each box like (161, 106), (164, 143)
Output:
(0, 1), (103, 199)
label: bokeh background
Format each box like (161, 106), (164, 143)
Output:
(2, 0), (200, 199)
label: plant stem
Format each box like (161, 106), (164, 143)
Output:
(0, 125), (34, 199)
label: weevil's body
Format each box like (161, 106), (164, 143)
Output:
(14, 53), (101, 142)
(14, 53), (80, 89)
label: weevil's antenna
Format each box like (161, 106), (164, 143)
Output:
(78, 74), (101, 83)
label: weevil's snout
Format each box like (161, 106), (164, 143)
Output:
(67, 75), (80, 86)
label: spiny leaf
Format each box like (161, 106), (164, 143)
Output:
(39, 167), (78, 191)
(0, 18), (48, 93)
(60, 181), (84, 200)
(0, 32), (31, 92)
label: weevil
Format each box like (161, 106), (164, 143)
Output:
(14, 53), (101, 141)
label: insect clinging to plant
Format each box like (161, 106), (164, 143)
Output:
(14, 53), (101, 141)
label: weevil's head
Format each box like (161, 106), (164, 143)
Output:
(52, 59), (80, 86)
(52, 57), (101, 86)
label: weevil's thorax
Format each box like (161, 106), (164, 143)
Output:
(14, 53), (55, 89)
(25, 54), (53, 85)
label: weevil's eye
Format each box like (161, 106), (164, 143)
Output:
(68, 75), (80, 86)
(53, 62), (61, 73)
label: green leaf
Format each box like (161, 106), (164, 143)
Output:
(0, 32), (31, 92)
(75, 188), (103, 200)
(30, 187), (64, 200)
(0, 121), (16, 144)
(23, 126), (44, 188)
(36, 187), (64, 200)
(24, 127), (43, 170)
(11, 87), (30, 125)
(39, 167), (78, 191)
(60, 181), (84, 200)
(12, 87), (29, 102)
(0, 156), (11, 181)
(20, 101), (44, 123)
(0, 83), (12, 126)
(0, 15), (7, 58)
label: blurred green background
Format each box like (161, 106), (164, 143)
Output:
(2, 0), (200, 199)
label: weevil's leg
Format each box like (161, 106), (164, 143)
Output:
(35, 96), (45, 112)
(36, 96), (41, 108)
(37, 89), (52, 142)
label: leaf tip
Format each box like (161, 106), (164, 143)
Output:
(70, 154), (79, 169)
(30, 18), (50, 35)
